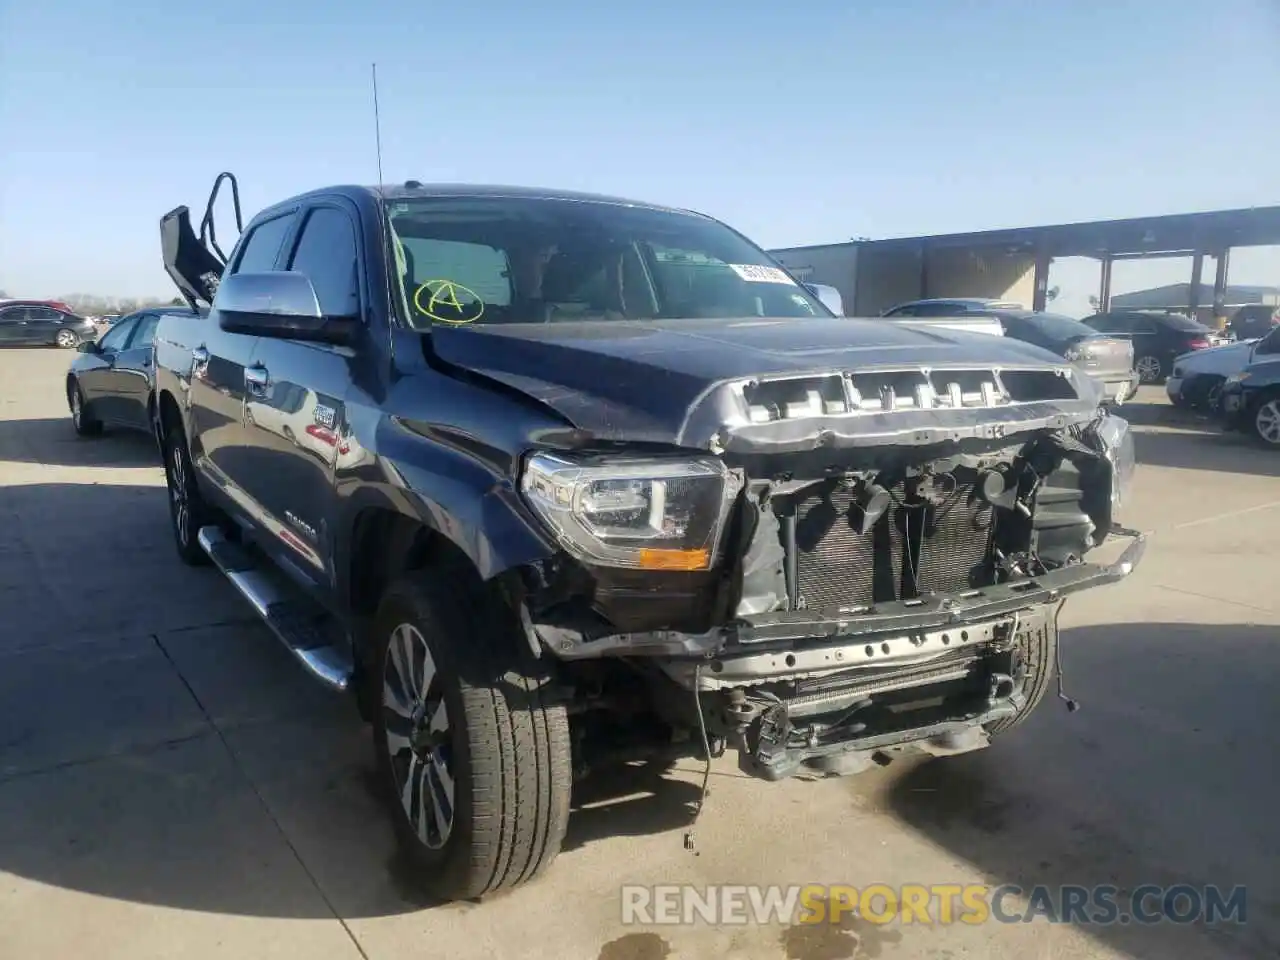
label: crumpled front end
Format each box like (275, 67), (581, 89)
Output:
(515, 360), (1143, 779)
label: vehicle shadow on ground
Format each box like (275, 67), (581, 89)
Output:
(881, 622), (1280, 960)
(0, 416), (160, 468)
(0, 482), (711, 921)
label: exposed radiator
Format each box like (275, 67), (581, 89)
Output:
(791, 475), (995, 611)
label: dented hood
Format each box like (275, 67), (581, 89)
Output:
(430, 317), (1103, 453)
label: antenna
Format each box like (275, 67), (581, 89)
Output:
(371, 63), (385, 190)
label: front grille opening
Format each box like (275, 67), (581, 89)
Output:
(848, 371), (929, 409)
(789, 469), (998, 612)
(743, 375), (847, 422)
(1001, 370), (1078, 402)
(929, 369), (1006, 407)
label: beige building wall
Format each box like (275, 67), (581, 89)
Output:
(771, 241), (1036, 316)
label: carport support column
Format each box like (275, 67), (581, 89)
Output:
(1099, 255), (1113, 313)
(1213, 249), (1231, 318)
(1032, 247), (1051, 313)
(1189, 252), (1204, 322)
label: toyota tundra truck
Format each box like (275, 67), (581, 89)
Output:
(152, 174), (1144, 903)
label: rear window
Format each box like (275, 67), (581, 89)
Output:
(1156, 312), (1208, 332)
(1025, 312), (1097, 341)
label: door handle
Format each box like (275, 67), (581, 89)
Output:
(192, 345), (209, 365)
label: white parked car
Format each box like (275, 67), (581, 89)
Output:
(1166, 334), (1270, 411)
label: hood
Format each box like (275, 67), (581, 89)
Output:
(430, 317), (1103, 454)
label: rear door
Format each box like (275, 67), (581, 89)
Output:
(0, 306), (29, 343)
(239, 201), (364, 579)
(187, 209), (298, 508)
(24, 306), (63, 343)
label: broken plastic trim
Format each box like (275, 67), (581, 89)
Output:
(541, 526), (1145, 660)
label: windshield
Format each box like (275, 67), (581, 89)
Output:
(384, 196), (830, 329)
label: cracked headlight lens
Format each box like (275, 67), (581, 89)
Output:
(1094, 414), (1135, 517)
(520, 453), (741, 570)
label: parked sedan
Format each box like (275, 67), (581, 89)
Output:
(994, 311), (1138, 404)
(0, 301), (98, 348)
(1080, 311), (1218, 385)
(1165, 335), (1265, 412)
(1219, 330), (1280, 447)
(66, 306), (202, 437)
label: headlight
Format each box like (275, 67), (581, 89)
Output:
(1225, 371), (1250, 385)
(1063, 346), (1082, 361)
(519, 453), (741, 571)
(1094, 415), (1135, 518)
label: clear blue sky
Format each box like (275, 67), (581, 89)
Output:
(2, 0), (1278, 314)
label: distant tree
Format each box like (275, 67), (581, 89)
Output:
(1046, 285), (1060, 303)
(0, 289), (8, 299)
(169, 296), (185, 306)
(1088, 295), (1101, 311)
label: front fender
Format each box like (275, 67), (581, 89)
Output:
(333, 416), (555, 592)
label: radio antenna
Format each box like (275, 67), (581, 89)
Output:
(371, 62), (385, 190)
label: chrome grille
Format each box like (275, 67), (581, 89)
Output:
(740, 367), (1077, 424)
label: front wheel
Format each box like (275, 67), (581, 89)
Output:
(68, 381), (102, 437)
(985, 610), (1058, 737)
(55, 328), (80, 349)
(1251, 392), (1280, 448)
(1135, 354), (1165, 384)
(371, 571), (572, 902)
(162, 425), (212, 565)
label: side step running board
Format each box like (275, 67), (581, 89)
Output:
(197, 526), (354, 692)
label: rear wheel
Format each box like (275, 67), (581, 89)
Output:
(68, 381), (102, 437)
(371, 570), (572, 902)
(162, 424), (213, 565)
(55, 328), (80, 349)
(1250, 392), (1280, 448)
(1135, 354), (1164, 384)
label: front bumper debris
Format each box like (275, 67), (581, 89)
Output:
(541, 526), (1146, 661)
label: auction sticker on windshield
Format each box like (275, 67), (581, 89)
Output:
(729, 264), (796, 285)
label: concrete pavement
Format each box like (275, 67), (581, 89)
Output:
(1, 346), (1277, 959)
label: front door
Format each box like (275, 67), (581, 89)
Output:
(185, 210), (298, 514)
(78, 314), (140, 422)
(113, 311), (161, 430)
(239, 202), (364, 582)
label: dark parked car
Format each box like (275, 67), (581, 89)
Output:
(1226, 304), (1280, 342)
(1080, 311), (1216, 385)
(1219, 328), (1280, 447)
(151, 175), (1142, 903)
(66, 306), (203, 437)
(0, 300), (98, 348)
(977, 311), (1138, 405)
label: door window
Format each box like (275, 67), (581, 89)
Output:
(0, 307), (29, 324)
(98, 316), (139, 352)
(1256, 328), (1280, 356)
(26, 307), (61, 321)
(232, 213), (296, 275)
(128, 313), (160, 349)
(286, 207), (361, 316)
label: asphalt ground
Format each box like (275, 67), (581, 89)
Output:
(1, 345), (1277, 960)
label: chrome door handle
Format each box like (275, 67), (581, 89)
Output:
(192, 346), (209, 365)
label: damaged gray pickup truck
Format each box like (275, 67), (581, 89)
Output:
(154, 178), (1144, 903)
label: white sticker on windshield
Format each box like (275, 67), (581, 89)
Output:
(728, 264), (796, 285)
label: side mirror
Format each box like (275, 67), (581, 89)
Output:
(76, 340), (99, 354)
(803, 282), (845, 316)
(215, 272), (359, 345)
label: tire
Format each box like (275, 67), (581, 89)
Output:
(1249, 391), (1280, 448)
(162, 423), (213, 565)
(55, 328), (80, 349)
(1135, 354), (1165, 385)
(1204, 378), (1225, 415)
(370, 570), (572, 902)
(68, 381), (102, 437)
(984, 607), (1058, 736)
